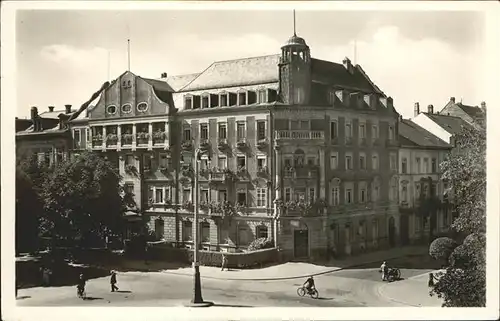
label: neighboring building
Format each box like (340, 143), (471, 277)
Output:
(397, 118), (452, 245)
(16, 105), (75, 166)
(71, 31), (401, 261)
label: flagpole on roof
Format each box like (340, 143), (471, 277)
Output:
(293, 9), (296, 36)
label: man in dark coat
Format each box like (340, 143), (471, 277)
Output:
(110, 270), (119, 292)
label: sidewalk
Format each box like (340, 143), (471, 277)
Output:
(160, 245), (429, 281)
(377, 270), (444, 307)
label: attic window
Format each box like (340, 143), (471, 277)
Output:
(219, 93), (228, 107)
(107, 105), (117, 115)
(192, 95), (201, 109)
(247, 91), (257, 105)
(121, 103), (132, 114)
(185, 96), (193, 110)
(201, 95), (209, 109)
(238, 92), (247, 106)
(137, 102), (148, 112)
(258, 89), (267, 103)
(267, 89), (277, 102)
(229, 93), (237, 106)
(210, 94), (219, 108)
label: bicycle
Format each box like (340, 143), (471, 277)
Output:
(297, 286), (319, 299)
(77, 286), (86, 299)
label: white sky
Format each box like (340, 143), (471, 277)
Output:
(16, 9), (486, 119)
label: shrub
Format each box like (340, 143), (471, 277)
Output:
(247, 238), (274, 252)
(429, 237), (458, 262)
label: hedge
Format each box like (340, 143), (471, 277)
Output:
(148, 246), (278, 268)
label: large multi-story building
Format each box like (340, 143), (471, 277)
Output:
(397, 117), (452, 245)
(64, 31), (401, 261)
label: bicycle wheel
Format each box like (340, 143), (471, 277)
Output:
(310, 289), (319, 299)
(297, 287), (306, 297)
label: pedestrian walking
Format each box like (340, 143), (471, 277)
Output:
(428, 272), (435, 287)
(110, 270), (119, 292)
(380, 261), (387, 281)
(221, 254), (227, 271)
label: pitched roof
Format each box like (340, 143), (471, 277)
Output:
(39, 109), (75, 119)
(164, 73), (200, 91)
(179, 55), (280, 92)
(456, 103), (483, 119)
(142, 77), (174, 103)
(426, 113), (474, 135)
(310, 59), (381, 93)
(399, 119), (451, 149)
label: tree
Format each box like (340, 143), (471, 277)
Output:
(41, 151), (126, 248)
(430, 117), (486, 307)
(429, 237), (457, 263)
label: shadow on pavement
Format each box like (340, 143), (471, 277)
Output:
(316, 297), (334, 301)
(83, 297), (103, 301)
(340, 254), (442, 270)
(16, 296), (31, 300)
(115, 290), (132, 293)
(212, 303), (254, 308)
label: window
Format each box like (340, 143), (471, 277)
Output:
(424, 158), (429, 173)
(155, 188), (163, 204)
(121, 103), (132, 114)
(200, 123), (208, 140)
(185, 96), (193, 109)
(159, 154), (168, 169)
(143, 154), (151, 171)
(220, 93), (228, 107)
(238, 92), (247, 106)
(137, 102), (148, 112)
(345, 155), (352, 170)
(423, 184), (429, 198)
(201, 222), (210, 243)
(183, 128), (191, 141)
(300, 120), (309, 130)
(294, 87), (304, 104)
(328, 91), (336, 105)
(155, 219), (164, 240)
(308, 188), (315, 203)
(237, 190), (247, 206)
(256, 225), (268, 239)
(125, 154), (134, 166)
(73, 129), (81, 148)
(237, 122), (245, 140)
(86, 128), (90, 142)
(389, 126), (395, 140)
(183, 221), (193, 241)
(237, 156), (246, 169)
(372, 124), (378, 139)
(331, 187), (339, 206)
(257, 121), (266, 140)
(373, 185), (380, 201)
(257, 188), (266, 207)
(360, 187), (366, 203)
(359, 154), (366, 170)
(415, 183), (421, 198)
(200, 189), (209, 203)
(106, 105), (117, 115)
(345, 123), (352, 138)
(416, 158), (421, 173)
(284, 158), (292, 168)
(218, 123), (227, 140)
(402, 158), (407, 174)
(432, 158), (437, 173)
(402, 185), (408, 202)
(345, 188), (353, 204)
(372, 155), (379, 170)
(359, 123), (366, 139)
(330, 121), (338, 139)
(258, 90), (267, 103)
(390, 154), (397, 170)
(285, 188), (291, 202)
(218, 189), (227, 202)
(306, 157), (315, 166)
(238, 226), (250, 246)
(257, 157), (266, 169)
(183, 189), (191, 203)
(202, 95), (209, 109)
(330, 153), (338, 169)
(218, 156), (227, 169)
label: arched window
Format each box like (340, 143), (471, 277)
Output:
(155, 218), (164, 240)
(256, 225), (268, 239)
(201, 222), (210, 243)
(182, 221), (192, 242)
(372, 177), (380, 202)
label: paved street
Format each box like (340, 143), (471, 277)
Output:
(17, 266), (441, 307)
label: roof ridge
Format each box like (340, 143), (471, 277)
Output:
(355, 64), (385, 96)
(212, 54), (279, 65)
(177, 62), (216, 92)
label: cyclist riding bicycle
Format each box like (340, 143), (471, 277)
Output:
(303, 276), (315, 294)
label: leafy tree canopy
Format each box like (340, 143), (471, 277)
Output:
(429, 237), (457, 261)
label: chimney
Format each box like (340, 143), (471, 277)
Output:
(414, 102), (420, 117)
(48, 106), (55, 112)
(481, 101), (486, 112)
(342, 57), (354, 74)
(161, 72), (168, 79)
(450, 97), (455, 103)
(30, 106), (38, 131)
(387, 97), (393, 109)
(428, 104), (434, 114)
(65, 104), (72, 114)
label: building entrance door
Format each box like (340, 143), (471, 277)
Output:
(400, 214), (409, 245)
(388, 216), (396, 247)
(294, 229), (309, 259)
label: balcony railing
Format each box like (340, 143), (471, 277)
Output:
(275, 130), (324, 140)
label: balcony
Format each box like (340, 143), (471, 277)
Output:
(283, 165), (319, 179)
(256, 138), (269, 150)
(236, 138), (248, 150)
(152, 131), (167, 147)
(106, 134), (118, 148)
(218, 139), (230, 151)
(199, 139), (210, 152)
(257, 166), (269, 178)
(275, 130), (324, 141)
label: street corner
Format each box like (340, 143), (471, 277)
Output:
(376, 272), (443, 307)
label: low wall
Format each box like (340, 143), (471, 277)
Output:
(148, 245), (278, 269)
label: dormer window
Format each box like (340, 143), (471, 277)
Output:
(267, 89), (277, 102)
(258, 89), (267, 103)
(137, 102), (148, 112)
(185, 96), (193, 110)
(229, 93), (237, 106)
(219, 92), (228, 107)
(193, 95), (201, 109)
(201, 94), (209, 109)
(247, 91), (257, 105)
(238, 91), (247, 106)
(210, 94), (219, 108)
(121, 103), (132, 114)
(106, 105), (117, 115)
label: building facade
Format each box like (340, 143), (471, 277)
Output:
(67, 32), (401, 261)
(397, 119), (452, 245)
